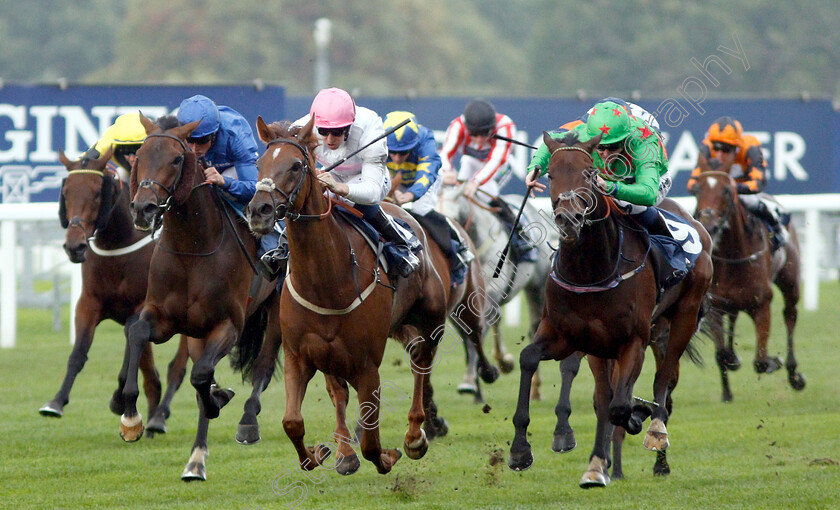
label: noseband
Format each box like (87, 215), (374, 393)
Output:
(136, 133), (188, 213)
(257, 138), (331, 221)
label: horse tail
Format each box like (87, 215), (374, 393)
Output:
(229, 297), (270, 382)
(685, 293), (724, 367)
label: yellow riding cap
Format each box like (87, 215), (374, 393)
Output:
(93, 112), (147, 156)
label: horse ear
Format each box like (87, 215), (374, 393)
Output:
(175, 120), (202, 140)
(300, 116), (318, 150)
(139, 112), (157, 135)
(543, 131), (560, 152)
(256, 116), (273, 143)
(96, 146), (114, 169)
(582, 133), (602, 153)
(58, 149), (73, 168)
(58, 179), (69, 228)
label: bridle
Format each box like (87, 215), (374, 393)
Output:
(256, 137), (332, 222)
(549, 145), (612, 227)
(136, 133), (188, 214)
(62, 169), (107, 234)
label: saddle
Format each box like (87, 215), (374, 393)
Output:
(643, 209), (704, 297)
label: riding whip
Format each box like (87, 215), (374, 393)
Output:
(321, 118), (410, 173)
(493, 165), (542, 278)
(493, 133), (537, 150)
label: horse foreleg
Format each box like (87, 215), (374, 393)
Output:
(608, 337), (647, 435)
(610, 425), (625, 480)
(191, 323), (237, 420)
(181, 391), (210, 481)
(236, 314), (283, 445)
(121, 310), (168, 442)
(282, 356), (324, 472)
(40, 300), (99, 418)
(509, 324), (567, 471)
(324, 375), (361, 476)
(552, 352), (582, 453)
(580, 356), (612, 488)
(138, 341), (162, 432)
(750, 304), (783, 374)
(725, 312), (741, 370)
(357, 368), (401, 474)
(148, 334), (190, 435)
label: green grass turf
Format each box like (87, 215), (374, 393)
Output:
(1, 285), (838, 509)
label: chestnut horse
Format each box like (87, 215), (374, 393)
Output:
(41, 147), (189, 436)
(121, 114), (281, 481)
(692, 165), (804, 402)
(507, 132), (713, 488)
(246, 117), (498, 475)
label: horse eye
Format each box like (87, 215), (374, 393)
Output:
(174, 155), (184, 166)
(292, 161), (303, 172)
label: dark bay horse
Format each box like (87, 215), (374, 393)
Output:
(507, 132), (713, 488)
(246, 117), (498, 475)
(121, 114), (281, 481)
(692, 165), (804, 401)
(41, 147), (188, 435)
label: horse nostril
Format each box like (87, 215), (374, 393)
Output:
(258, 203), (274, 218)
(141, 203), (158, 218)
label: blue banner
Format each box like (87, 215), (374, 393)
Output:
(287, 96), (839, 197)
(0, 84), (284, 203)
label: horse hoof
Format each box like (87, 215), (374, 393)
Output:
(508, 450), (534, 471)
(552, 431), (577, 453)
(789, 372), (806, 391)
(653, 453), (671, 476)
(480, 365), (501, 384)
(119, 414), (144, 442)
(235, 423), (261, 445)
(457, 382), (477, 395)
(643, 419), (669, 451)
(336, 453), (360, 476)
(726, 355), (742, 371)
(39, 402), (64, 418)
(376, 449), (402, 474)
(754, 356), (783, 374)
(146, 413), (167, 435)
(579, 456), (610, 488)
(722, 391), (734, 403)
(404, 429), (429, 460)
(434, 417), (449, 438)
(498, 354), (516, 374)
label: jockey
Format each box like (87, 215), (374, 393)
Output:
(177, 95), (283, 277)
(293, 88), (421, 279)
(82, 112), (147, 180)
(686, 116), (790, 250)
(526, 99), (672, 238)
(383, 110), (474, 284)
(440, 99), (537, 263)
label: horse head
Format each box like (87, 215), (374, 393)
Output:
(57, 147), (118, 262)
(543, 130), (603, 243)
(439, 183), (471, 225)
(692, 155), (738, 244)
(248, 115), (321, 234)
(130, 113), (202, 231)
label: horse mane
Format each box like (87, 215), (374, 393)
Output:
(558, 130), (582, 147)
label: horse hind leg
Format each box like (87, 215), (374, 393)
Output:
(491, 320), (516, 374)
(552, 352), (581, 453)
(148, 335), (190, 435)
(236, 323), (283, 445)
(776, 274), (805, 390)
(709, 308), (735, 402)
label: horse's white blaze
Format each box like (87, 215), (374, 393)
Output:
(707, 176), (718, 189)
(272, 147), (283, 159)
(120, 413), (142, 428)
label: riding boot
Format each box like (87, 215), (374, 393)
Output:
(257, 223), (288, 280)
(368, 208), (421, 278)
(753, 200), (789, 251)
(633, 207), (671, 238)
(446, 217), (475, 267)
